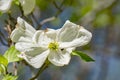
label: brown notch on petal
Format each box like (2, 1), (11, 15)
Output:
(44, 28), (48, 32)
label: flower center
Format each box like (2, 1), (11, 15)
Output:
(48, 42), (59, 50)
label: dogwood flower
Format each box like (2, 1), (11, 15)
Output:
(0, 0), (13, 13)
(0, 0), (35, 15)
(10, 17), (92, 68)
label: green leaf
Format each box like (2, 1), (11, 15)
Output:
(20, 0), (36, 15)
(0, 54), (8, 67)
(13, 0), (19, 5)
(2, 74), (18, 80)
(0, 64), (6, 75)
(36, 0), (52, 10)
(70, 12), (81, 22)
(63, 0), (80, 7)
(0, 54), (7, 75)
(0, 12), (3, 16)
(94, 13), (110, 27)
(4, 46), (22, 63)
(72, 51), (95, 62)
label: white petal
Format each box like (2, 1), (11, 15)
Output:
(48, 49), (71, 66)
(33, 31), (52, 48)
(17, 17), (36, 34)
(16, 40), (48, 59)
(66, 47), (76, 53)
(19, 0), (35, 15)
(18, 50), (49, 68)
(60, 27), (92, 48)
(10, 28), (26, 42)
(0, 0), (13, 13)
(58, 20), (79, 42)
(15, 42), (36, 52)
(24, 47), (47, 57)
(32, 30), (43, 43)
(10, 17), (36, 42)
(45, 28), (60, 40)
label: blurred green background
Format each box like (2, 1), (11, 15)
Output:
(0, 0), (120, 80)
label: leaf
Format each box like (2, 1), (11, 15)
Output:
(0, 64), (6, 75)
(13, 0), (19, 5)
(0, 12), (3, 16)
(0, 54), (7, 75)
(70, 12), (81, 22)
(94, 13), (110, 27)
(2, 74), (18, 80)
(4, 46), (22, 63)
(63, 0), (80, 7)
(19, 0), (36, 15)
(72, 51), (95, 62)
(36, 0), (52, 10)
(0, 54), (8, 67)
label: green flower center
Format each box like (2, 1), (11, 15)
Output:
(48, 42), (59, 50)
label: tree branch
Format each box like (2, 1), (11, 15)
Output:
(31, 12), (42, 29)
(13, 62), (17, 76)
(53, 1), (63, 12)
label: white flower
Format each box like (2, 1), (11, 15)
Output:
(0, 0), (13, 13)
(10, 17), (92, 68)
(0, 0), (35, 15)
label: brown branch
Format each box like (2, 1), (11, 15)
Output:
(8, 12), (17, 26)
(36, 0), (65, 30)
(19, 3), (24, 18)
(53, 1), (63, 12)
(13, 62), (17, 76)
(31, 13), (42, 29)
(59, 0), (66, 8)
(6, 24), (12, 46)
(6, 24), (12, 36)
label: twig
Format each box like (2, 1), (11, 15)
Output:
(6, 24), (12, 46)
(30, 61), (50, 80)
(8, 12), (17, 26)
(5, 13), (16, 46)
(31, 13), (42, 29)
(37, 17), (56, 30)
(6, 24), (12, 35)
(13, 62), (17, 76)
(53, 0), (65, 17)
(19, 3), (32, 24)
(36, 0), (65, 30)
(59, 0), (65, 8)
(19, 3), (24, 18)
(40, 17), (56, 25)
(53, 1), (63, 12)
